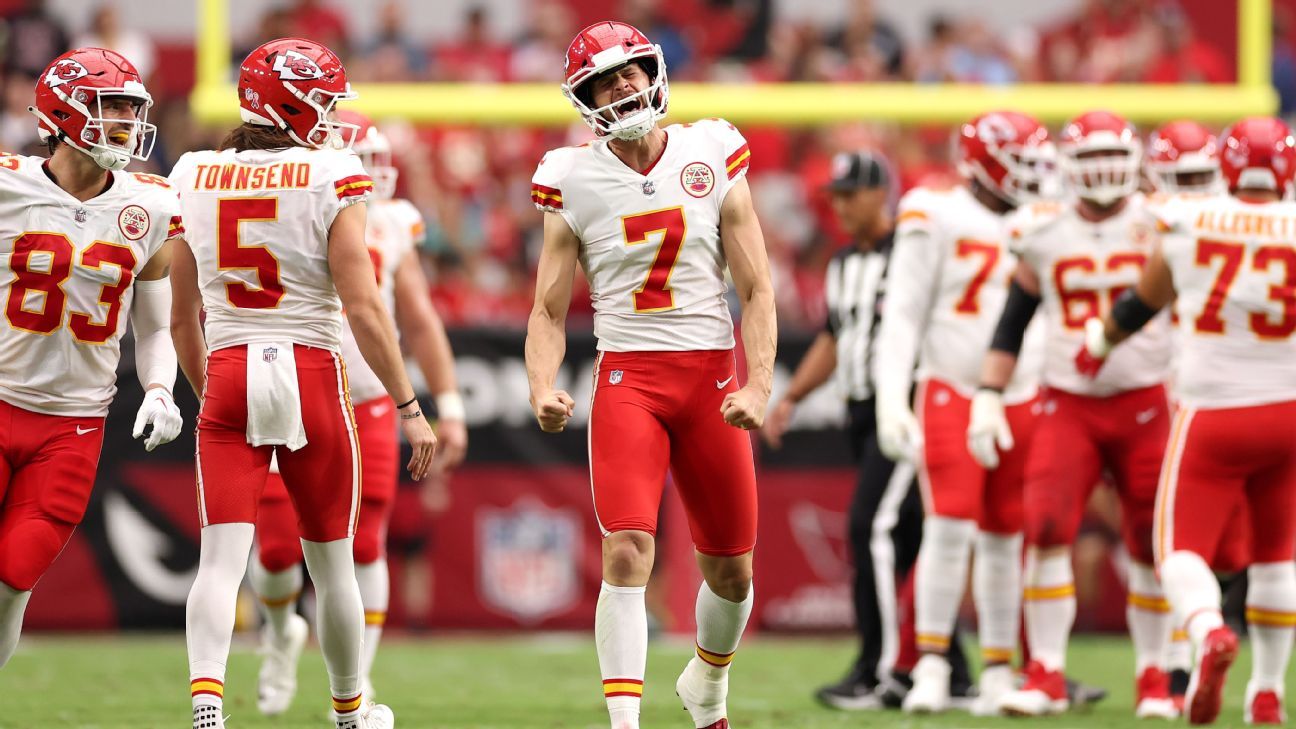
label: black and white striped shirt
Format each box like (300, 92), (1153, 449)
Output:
(824, 236), (891, 402)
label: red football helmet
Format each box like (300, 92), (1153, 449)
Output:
(1059, 110), (1142, 204)
(562, 21), (668, 140)
(337, 110), (396, 199)
(1218, 117), (1296, 196)
(1146, 120), (1221, 194)
(956, 111), (1054, 205)
(30, 47), (155, 171)
(237, 37), (357, 149)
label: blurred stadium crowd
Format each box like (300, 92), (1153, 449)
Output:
(0, 0), (1290, 331)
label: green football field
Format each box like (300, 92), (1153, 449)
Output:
(0, 633), (1285, 728)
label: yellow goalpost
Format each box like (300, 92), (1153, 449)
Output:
(191, 0), (1276, 125)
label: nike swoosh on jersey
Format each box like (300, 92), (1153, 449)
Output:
(716, 376), (735, 389)
(76, 425), (99, 435)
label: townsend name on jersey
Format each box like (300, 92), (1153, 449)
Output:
(189, 161), (313, 191)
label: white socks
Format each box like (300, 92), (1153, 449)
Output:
(355, 559), (390, 687)
(1022, 547), (1075, 671)
(187, 523), (256, 711)
(1127, 561), (1171, 673)
(596, 582), (647, 729)
(914, 516), (976, 654)
(1246, 561), (1296, 694)
(973, 531), (1022, 665)
(301, 537), (365, 716)
(250, 558), (302, 641)
(694, 579), (753, 677)
(1160, 550), (1224, 647)
(0, 583), (31, 669)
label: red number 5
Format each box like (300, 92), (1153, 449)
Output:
(218, 197), (284, 309)
(622, 207), (687, 313)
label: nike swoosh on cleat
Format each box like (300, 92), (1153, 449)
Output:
(715, 376), (734, 389)
(76, 425), (98, 435)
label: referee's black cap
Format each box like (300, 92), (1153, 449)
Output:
(826, 150), (891, 192)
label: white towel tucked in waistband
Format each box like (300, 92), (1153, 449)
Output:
(246, 342), (308, 451)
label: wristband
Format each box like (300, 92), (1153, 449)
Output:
(435, 391), (466, 421)
(396, 396), (418, 410)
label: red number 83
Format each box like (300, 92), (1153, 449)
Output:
(5, 232), (137, 344)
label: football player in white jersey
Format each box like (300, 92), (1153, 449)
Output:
(250, 110), (468, 715)
(971, 110), (1177, 718)
(169, 38), (436, 729)
(875, 111), (1050, 716)
(1077, 117), (1296, 726)
(525, 21), (776, 729)
(0, 47), (183, 670)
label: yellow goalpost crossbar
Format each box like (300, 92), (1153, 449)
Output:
(191, 0), (1277, 125)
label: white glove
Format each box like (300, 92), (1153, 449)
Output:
(877, 392), (924, 463)
(133, 388), (182, 452)
(967, 388), (1013, 470)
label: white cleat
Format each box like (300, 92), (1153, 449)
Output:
(257, 613), (309, 716)
(192, 705), (225, 729)
(970, 664), (1015, 717)
(676, 657), (728, 728)
(340, 703), (394, 729)
(902, 654), (951, 714)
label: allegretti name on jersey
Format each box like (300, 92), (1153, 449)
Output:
(190, 162), (312, 192)
(1193, 209), (1296, 239)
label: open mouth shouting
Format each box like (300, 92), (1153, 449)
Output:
(614, 97), (644, 118)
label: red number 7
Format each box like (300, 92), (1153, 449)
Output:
(622, 207), (687, 313)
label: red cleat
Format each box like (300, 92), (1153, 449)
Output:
(999, 660), (1069, 716)
(1246, 689), (1284, 725)
(1135, 666), (1177, 718)
(700, 722), (729, 729)
(1186, 626), (1239, 725)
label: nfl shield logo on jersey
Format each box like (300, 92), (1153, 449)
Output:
(478, 498), (580, 625)
(641, 179), (656, 196)
(262, 346), (278, 363)
(609, 370), (623, 385)
(73, 208), (88, 224)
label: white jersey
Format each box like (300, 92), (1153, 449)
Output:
(339, 198), (422, 403)
(0, 155), (180, 416)
(1157, 194), (1296, 408)
(531, 118), (752, 352)
(875, 185), (1044, 404)
(169, 146), (372, 352)
(1008, 194), (1171, 397)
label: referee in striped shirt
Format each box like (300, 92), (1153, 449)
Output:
(763, 151), (971, 709)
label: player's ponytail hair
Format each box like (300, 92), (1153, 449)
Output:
(218, 123), (297, 152)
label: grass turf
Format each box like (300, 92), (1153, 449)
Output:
(0, 632), (1284, 728)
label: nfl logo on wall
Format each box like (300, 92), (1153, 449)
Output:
(478, 498), (580, 625)
(262, 346), (278, 363)
(609, 370), (623, 385)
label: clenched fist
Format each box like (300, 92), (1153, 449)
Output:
(533, 389), (575, 432)
(721, 385), (768, 431)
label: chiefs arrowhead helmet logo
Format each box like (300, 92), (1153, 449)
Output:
(44, 59), (89, 88)
(271, 50), (325, 81)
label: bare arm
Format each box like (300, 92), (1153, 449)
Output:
(980, 260), (1041, 391)
(783, 331), (837, 404)
(761, 330), (835, 450)
(719, 176), (777, 429)
(394, 249), (467, 468)
(330, 203), (417, 405)
(330, 202), (437, 479)
(524, 212), (579, 432)
(168, 237), (207, 398)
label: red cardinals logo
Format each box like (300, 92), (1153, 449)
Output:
(271, 50), (324, 81)
(118, 205), (150, 241)
(44, 59), (89, 88)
